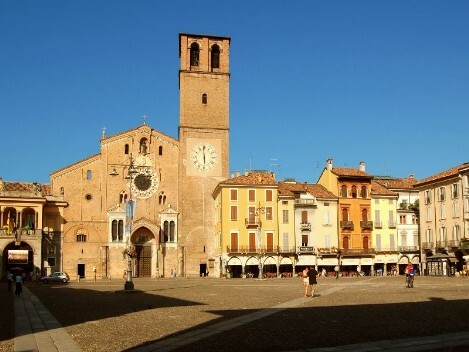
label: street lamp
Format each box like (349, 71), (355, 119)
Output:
(124, 157), (138, 291)
(255, 202), (266, 279)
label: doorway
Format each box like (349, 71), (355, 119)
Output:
(77, 263), (85, 279)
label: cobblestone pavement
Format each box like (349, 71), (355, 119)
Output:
(2, 276), (469, 351)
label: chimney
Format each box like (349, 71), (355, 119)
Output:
(359, 161), (365, 172)
(230, 171), (235, 179)
(408, 174), (414, 179)
(236, 170), (240, 177)
(326, 158), (333, 171)
(101, 127), (106, 140)
(244, 170), (249, 176)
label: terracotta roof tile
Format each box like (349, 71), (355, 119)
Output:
(332, 167), (372, 178)
(374, 177), (419, 190)
(3, 182), (52, 195)
(414, 162), (469, 187)
(371, 180), (398, 196)
(278, 181), (337, 199)
(221, 171), (277, 186)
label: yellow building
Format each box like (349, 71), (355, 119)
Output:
(213, 171), (278, 278)
(370, 180), (398, 275)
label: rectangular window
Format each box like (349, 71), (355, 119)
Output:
(439, 227), (446, 242)
(413, 231), (419, 246)
(249, 232), (256, 251)
(390, 234), (395, 251)
(399, 215), (406, 224)
(266, 232), (274, 251)
(230, 233), (238, 251)
(265, 207), (273, 220)
(425, 190), (432, 204)
(438, 187), (446, 201)
(266, 189), (273, 202)
(401, 233), (407, 246)
(282, 200), (288, 205)
(302, 234), (308, 246)
(426, 206), (432, 220)
(323, 210), (330, 225)
(248, 206), (256, 223)
(282, 210), (289, 223)
(440, 205), (446, 219)
(230, 189), (238, 201)
(325, 235), (331, 248)
(248, 189), (255, 202)
(76, 234), (87, 242)
(230, 206), (238, 221)
(389, 210), (395, 227)
(426, 228), (433, 242)
(47, 257), (56, 267)
(452, 184), (459, 198)
(454, 225), (461, 241)
(282, 233), (289, 251)
(375, 234), (381, 251)
(452, 200), (459, 217)
(301, 211), (308, 223)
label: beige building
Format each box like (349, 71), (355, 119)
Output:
(414, 162), (469, 275)
(49, 33), (231, 280)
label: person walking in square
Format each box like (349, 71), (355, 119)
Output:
(15, 273), (22, 296)
(302, 267), (309, 297)
(6, 271), (13, 291)
(307, 266), (318, 298)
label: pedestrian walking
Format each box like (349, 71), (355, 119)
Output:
(334, 265), (339, 279)
(307, 266), (318, 298)
(6, 271), (13, 291)
(15, 274), (22, 296)
(302, 267), (309, 297)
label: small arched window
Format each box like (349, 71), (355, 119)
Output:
(351, 185), (357, 198)
(190, 42), (200, 66)
(341, 208), (348, 221)
(169, 221), (176, 242)
(119, 191), (127, 204)
(159, 192), (166, 205)
(112, 220), (118, 241)
(341, 185), (347, 198)
(362, 209), (368, 221)
(361, 186), (367, 198)
(211, 44), (220, 69)
(202, 93), (207, 105)
(124, 144), (129, 154)
(118, 220), (124, 241)
(86, 170), (92, 180)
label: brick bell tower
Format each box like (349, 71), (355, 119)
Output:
(177, 33), (231, 276)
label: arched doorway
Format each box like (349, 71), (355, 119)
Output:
(132, 227), (155, 278)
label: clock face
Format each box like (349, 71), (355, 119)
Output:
(191, 143), (218, 171)
(130, 168), (159, 199)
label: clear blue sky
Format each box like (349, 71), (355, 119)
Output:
(1, 1), (468, 184)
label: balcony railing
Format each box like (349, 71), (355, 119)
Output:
(421, 242), (434, 250)
(226, 246), (277, 254)
(278, 246), (295, 253)
(360, 221), (373, 230)
(398, 246), (419, 252)
(446, 240), (459, 248)
(374, 247), (398, 253)
(300, 222), (311, 231)
(436, 241), (445, 248)
(298, 246), (315, 253)
(340, 248), (375, 255)
(340, 221), (354, 230)
(294, 199), (317, 206)
(317, 247), (339, 254)
(388, 221), (396, 228)
(374, 221), (382, 228)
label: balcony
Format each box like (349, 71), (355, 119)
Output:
(245, 218), (261, 229)
(300, 222), (311, 231)
(294, 199), (317, 206)
(374, 221), (382, 228)
(374, 247), (399, 253)
(436, 241), (445, 248)
(278, 246), (295, 254)
(446, 240), (459, 248)
(298, 246), (315, 253)
(398, 246), (419, 252)
(226, 246), (277, 254)
(340, 221), (354, 230)
(388, 221), (396, 228)
(421, 242), (434, 250)
(360, 221), (373, 230)
(317, 247), (339, 254)
(340, 248), (375, 255)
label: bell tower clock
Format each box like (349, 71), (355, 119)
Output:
(178, 33), (231, 276)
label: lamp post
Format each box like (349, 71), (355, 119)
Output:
(255, 202), (266, 279)
(124, 157), (138, 291)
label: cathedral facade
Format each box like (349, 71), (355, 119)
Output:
(49, 33), (231, 280)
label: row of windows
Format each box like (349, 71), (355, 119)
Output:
(424, 180), (468, 204)
(341, 185), (368, 198)
(424, 225), (462, 242)
(230, 189), (274, 202)
(425, 199), (467, 220)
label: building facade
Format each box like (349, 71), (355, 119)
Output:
(0, 180), (67, 278)
(46, 33), (231, 280)
(414, 163), (469, 275)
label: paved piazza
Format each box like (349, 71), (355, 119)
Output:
(4, 276), (469, 351)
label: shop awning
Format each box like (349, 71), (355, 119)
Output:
(317, 257), (338, 266)
(341, 258), (359, 266)
(280, 257), (293, 265)
(296, 256), (316, 266)
(227, 257), (242, 266)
